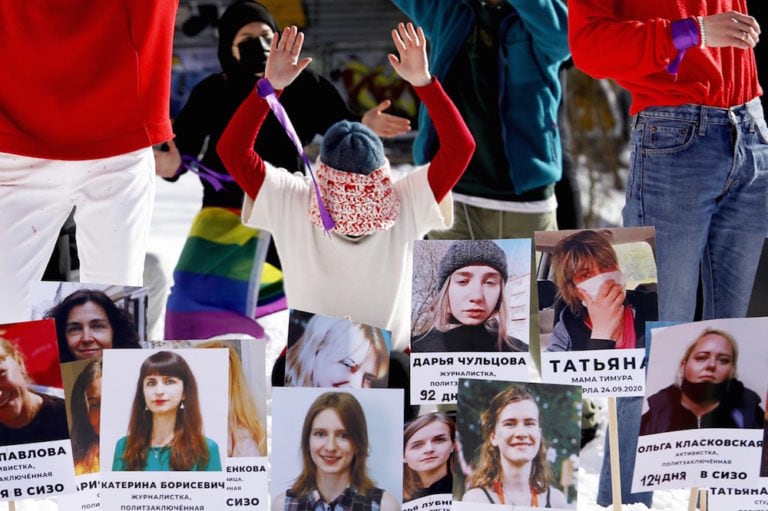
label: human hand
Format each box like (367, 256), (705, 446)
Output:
(264, 26), (312, 90)
(580, 279), (625, 341)
(701, 11), (760, 49)
(153, 139), (182, 178)
(388, 22), (431, 87)
(361, 100), (411, 138)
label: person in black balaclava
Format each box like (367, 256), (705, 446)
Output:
(640, 327), (764, 435)
(157, 0), (411, 342)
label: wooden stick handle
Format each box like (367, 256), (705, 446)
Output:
(607, 396), (622, 511)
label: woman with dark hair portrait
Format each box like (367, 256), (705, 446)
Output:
(70, 358), (102, 474)
(286, 315), (390, 389)
(547, 230), (657, 351)
(112, 351), (222, 471)
(45, 288), (141, 362)
(0, 337), (69, 446)
(641, 328), (764, 434)
(462, 385), (568, 508)
(411, 240), (526, 353)
(272, 391), (400, 511)
(403, 412), (455, 502)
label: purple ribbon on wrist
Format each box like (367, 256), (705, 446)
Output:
(257, 77), (336, 233)
(667, 18), (700, 76)
(179, 155), (236, 191)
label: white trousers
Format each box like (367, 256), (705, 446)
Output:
(0, 148), (155, 323)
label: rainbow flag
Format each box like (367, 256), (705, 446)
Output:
(164, 207), (286, 340)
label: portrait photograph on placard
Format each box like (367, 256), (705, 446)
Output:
(633, 317), (768, 492)
(285, 310), (391, 389)
(145, 338), (267, 458)
(100, 348), (227, 472)
(271, 387), (403, 511)
(535, 227), (657, 397)
(410, 239), (531, 354)
(29, 282), (148, 362)
(61, 358), (103, 475)
(453, 379), (581, 511)
(402, 411), (456, 509)
(0, 320), (69, 447)
(0, 319), (76, 501)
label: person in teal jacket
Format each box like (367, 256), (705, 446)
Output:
(112, 351), (222, 471)
(391, 0), (569, 241)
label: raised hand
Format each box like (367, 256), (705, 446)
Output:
(264, 26), (312, 90)
(387, 22), (431, 87)
(702, 11), (760, 49)
(361, 99), (411, 138)
(580, 279), (625, 341)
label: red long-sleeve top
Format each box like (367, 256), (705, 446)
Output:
(569, 0), (762, 114)
(217, 77), (475, 203)
(0, 2), (176, 160)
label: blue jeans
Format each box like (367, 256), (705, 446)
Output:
(623, 98), (768, 322)
(598, 99), (768, 506)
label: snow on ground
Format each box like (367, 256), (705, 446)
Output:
(1, 168), (692, 511)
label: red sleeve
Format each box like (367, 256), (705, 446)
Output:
(216, 89), (275, 200)
(416, 78), (476, 203)
(569, 0), (677, 80)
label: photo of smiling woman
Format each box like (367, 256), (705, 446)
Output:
(0, 333), (69, 447)
(112, 351), (222, 471)
(44, 288), (141, 362)
(403, 413), (455, 502)
(457, 381), (580, 509)
(411, 240), (527, 353)
(272, 390), (401, 511)
(641, 327), (765, 435)
(286, 311), (390, 389)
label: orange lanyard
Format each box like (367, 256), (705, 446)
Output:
(493, 481), (539, 507)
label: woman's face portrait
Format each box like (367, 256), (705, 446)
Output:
(143, 374), (185, 415)
(682, 333), (734, 384)
(490, 400), (542, 465)
(87, 375), (102, 435)
(65, 301), (114, 359)
(309, 408), (355, 476)
(314, 340), (378, 389)
(447, 265), (502, 326)
(404, 420), (453, 474)
(0, 347), (26, 424)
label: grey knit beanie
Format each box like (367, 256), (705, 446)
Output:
(320, 120), (386, 174)
(438, 240), (508, 288)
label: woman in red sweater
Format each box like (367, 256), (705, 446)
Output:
(0, 3), (177, 324)
(569, 1), (766, 506)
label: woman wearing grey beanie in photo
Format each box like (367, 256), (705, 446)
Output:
(411, 240), (527, 353)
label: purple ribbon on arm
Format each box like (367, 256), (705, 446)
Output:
(256, 77), (336, 232)
(666, 18), (701, 76)
(179, 155), (236, 191)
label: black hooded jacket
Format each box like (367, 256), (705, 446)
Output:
(168, 0), (361, 208)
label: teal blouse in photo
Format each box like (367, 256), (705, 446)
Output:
(112, 436), (222, 471)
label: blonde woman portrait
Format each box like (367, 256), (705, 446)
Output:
(286, 312), (390, 389)
(197, 340), (266, 456)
